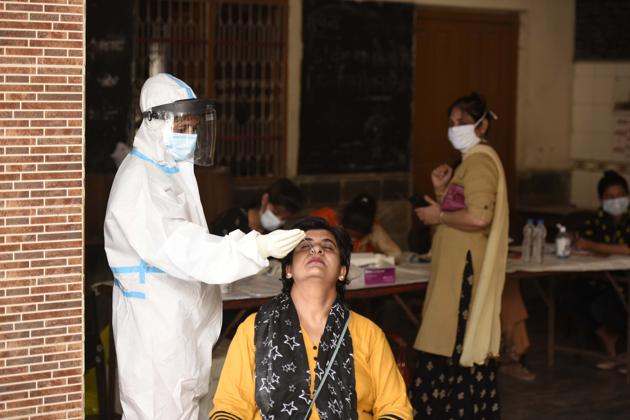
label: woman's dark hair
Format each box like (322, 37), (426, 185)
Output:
(267, 178), (304, 214)
(280, 217), (353, 299)
(597, 170), (629, 198)
(448, 91), (494, 135)
(340, 193), (377, 237)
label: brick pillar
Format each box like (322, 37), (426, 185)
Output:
(0, 1), (85, 418)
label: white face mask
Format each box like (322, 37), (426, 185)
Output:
(164, 132), (197, 161)
(447, 113), (486, 152)
(602, 196), (629, 216)
(260, 208), (283, 231)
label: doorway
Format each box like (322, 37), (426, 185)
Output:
(412, 7), (519, 203)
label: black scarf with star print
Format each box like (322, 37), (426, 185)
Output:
(254, 293), (357, 420)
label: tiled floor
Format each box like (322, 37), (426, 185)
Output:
(376, 283), (630, 420)
(88, 281), (630, 419)
(498, 293), (630, 420)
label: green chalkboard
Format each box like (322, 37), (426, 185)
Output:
(86, 0), (133, 173)
(575, 0), (630, 60)
(299, 0), (413, 174)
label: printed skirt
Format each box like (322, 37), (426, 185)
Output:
(410, 252), (500, 420)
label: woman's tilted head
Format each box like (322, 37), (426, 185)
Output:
(281, 217), (352, 298)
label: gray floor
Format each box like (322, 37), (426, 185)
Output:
(373, 283), (630, 420)
(87, 282), (630, 419)
(498, 299), (630, 420)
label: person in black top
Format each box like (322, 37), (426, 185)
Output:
(577, 170), (630, 253)
(210, 178), (304, 235)
(568, 170), (630, 370)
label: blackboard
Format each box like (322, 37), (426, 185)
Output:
(575, 0), (630, 60)
(299, 0), (413, 174)
(86, 0), (133, 173)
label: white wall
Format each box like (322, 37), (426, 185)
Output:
(570, 61), (630, 209)
(286, 0), (576, 176)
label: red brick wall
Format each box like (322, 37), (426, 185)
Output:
(0, 1), (84, 418)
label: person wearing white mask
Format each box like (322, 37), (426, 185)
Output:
(412, 92), (508, 419)
(576, 170), (630, 256)
(210, 178), (304, 235)
(568, 170), (630, 371)
(104, 73), (305, 420)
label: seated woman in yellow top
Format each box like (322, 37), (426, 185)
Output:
(209, 217), (411, 420)
(310, 193), (402, 259)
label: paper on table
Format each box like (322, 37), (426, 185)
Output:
(350, 252), (395, 267)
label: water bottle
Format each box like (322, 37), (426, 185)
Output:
(532, 219), (547, 264)
(555, 223), (571, 258)
(521, 218), (535, 262)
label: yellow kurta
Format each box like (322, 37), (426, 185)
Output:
(209, 311), (412, 420)
(414, 144), (508, 365)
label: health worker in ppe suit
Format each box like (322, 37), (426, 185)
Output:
(104, 73), (305, 420)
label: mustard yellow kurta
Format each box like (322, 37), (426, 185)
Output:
(414, 144), (508, 365)
(210, 311), (412, 420)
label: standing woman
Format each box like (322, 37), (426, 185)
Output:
(411, 92), (509, 419)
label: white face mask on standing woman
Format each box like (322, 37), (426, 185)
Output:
(447, 112), (487, 152)
(602, 196), (630, 216)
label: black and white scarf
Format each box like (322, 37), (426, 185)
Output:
(254, 293), (357, 420)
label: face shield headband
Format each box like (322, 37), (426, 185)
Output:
(143, 98), (217, 166)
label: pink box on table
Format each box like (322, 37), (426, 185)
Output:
(364, 266), (396, 285)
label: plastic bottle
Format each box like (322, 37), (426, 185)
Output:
(555, 223), (571, 258)
(532, 219), (547, 264)
(521, 218), (535, 262)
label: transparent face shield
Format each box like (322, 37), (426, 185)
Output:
(143, 98), (217, 166)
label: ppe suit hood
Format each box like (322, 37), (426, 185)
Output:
(133, 73), (197, 167)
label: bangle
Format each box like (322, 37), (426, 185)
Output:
(439, 211), (445, 224)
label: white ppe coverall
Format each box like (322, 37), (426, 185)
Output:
(104, 74), (269, 419)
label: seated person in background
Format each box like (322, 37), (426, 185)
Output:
(209, 217), (412, 419)
(310, 193), (402, 259)
(576, 170), (630, 256)
(568, 170), (630, 369)
(210, 178), (303, 235)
